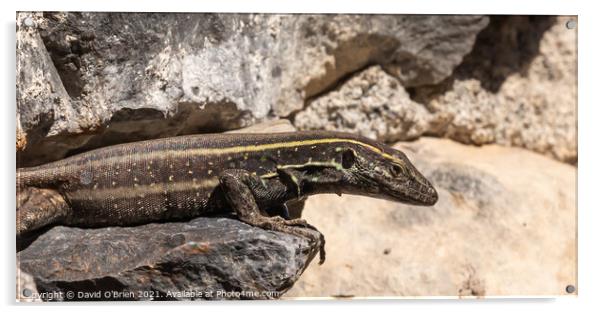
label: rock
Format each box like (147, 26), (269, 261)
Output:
(294, 65), (432, 142)
(17, 12), (487, 167)
(16, 13), (78, 153)
(414, 16), (577, 164)
(226, 119), (296, 134)
(17, 217), (321, 300)
(295, 16), (577, 164)
(284, 137), (576, 297)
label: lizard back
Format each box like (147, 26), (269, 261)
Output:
(17, 131), (401, 227)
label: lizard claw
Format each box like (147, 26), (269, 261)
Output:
(286, 219), (326, 264)
(266, 216), (326, 264)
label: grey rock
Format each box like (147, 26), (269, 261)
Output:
(17, 12), (487, 166)
(294, 65), (432, 142)
(16, 13), (77, 152)
(17, 217), (321, 300)
(294, 17), (577, 163)
(423, 16), (577, 163)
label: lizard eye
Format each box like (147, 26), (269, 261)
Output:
(341, 149), (356, 169)
(389, 164), (404, 177)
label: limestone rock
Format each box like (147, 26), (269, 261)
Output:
(17, 217), (321, 300)
(226, 119), (296, 134)
(295, 16), (577, 164)
(16, 12), (487, 167)
(284, 137), (576, 297)
(16, 13), (79, 153)
(415, 16), (577, 163)
(294, 65), (432, 142)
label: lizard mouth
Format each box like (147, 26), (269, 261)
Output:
(384, 180), (439, 206)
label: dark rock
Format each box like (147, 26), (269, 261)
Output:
(17, 217), (321, 300)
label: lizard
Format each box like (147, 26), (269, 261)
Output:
(16, 131), (439, 264)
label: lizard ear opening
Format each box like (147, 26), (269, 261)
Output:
(341, 149), (356, 169)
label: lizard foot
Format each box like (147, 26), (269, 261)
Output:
(219, 169), (326, 264)
(254, 216), (326, 265)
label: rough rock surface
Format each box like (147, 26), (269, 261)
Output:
(17, 217), (321, 300)
(295, 16), (577, 163)
(294, 65), (432, 142)
(16, 12), (487, 167)
(285, 137), (576, 297)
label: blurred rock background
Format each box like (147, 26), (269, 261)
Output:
(16, 12), (576, 297)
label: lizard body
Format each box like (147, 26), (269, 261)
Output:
(17, 131), (438, 263)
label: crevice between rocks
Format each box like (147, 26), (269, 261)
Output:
(408, 15), (557, 105)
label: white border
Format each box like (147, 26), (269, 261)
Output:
(2, 0), (599, 313)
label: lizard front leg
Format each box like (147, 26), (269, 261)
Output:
(17, 187), (71, 236)
(219, 169), (326, 264)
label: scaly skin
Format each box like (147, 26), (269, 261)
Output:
(17, 131), (438, 263)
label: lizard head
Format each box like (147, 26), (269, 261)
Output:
(333, 142), (438, 206)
